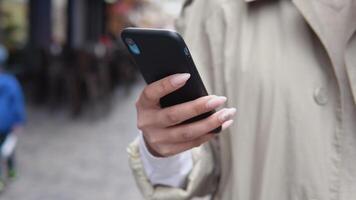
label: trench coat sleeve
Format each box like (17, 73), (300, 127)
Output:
(127, 1), (227, 199)
(127, 138), (218, 200)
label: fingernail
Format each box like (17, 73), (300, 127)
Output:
(218, 108), (237, 122)
(206, 96), (227, 109)
(170, 73), (191, 87)
(222, 120), (234, 130)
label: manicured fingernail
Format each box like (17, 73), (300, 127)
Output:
(170, 73), (191, 87)
(218, 108), (237, 122)
(206, 96), (227, 109)
(222, 120), (234, 130)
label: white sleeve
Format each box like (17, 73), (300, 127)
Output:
(138, 132), (193, 188)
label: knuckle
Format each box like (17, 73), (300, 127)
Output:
(137, 119), (149, 130)
(137, 121), (145, 130)
(149, 137), (159, 145)
(159, 80), (169, 93)
(210, 115), (222, 128)
(145, 133), (163, 145)
(142, 88), (154, 102)
(166, 109), (180, 124)
(192, 102), (205, 116)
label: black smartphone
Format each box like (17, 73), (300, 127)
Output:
(121, 28), (221, 133)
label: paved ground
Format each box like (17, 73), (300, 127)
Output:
(1, 82), (145, 200)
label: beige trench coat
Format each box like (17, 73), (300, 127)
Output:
(127, 0), (356, 199)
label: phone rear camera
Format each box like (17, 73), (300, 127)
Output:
(125, 38), (141, 55)
(184, 47), (190, 56)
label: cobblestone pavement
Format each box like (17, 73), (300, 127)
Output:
(1, 82), (145, 200)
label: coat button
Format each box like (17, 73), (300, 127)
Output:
(314, 87), (328, 105)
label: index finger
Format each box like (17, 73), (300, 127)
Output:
(140, 73), (190, 106)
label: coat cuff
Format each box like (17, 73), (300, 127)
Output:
(127, 137), (218, 200)
(138, 133), (193, 188)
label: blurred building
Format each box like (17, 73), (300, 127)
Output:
(0, 0), (183, 115)
(0, 0), (182, 49)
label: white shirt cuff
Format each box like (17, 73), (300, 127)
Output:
(138, 132), (193, 188)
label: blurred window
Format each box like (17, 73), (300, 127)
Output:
(0, 0), (28, 49)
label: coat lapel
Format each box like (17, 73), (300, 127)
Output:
(246, 0), (356, 105)
(292, 0), (356, 105)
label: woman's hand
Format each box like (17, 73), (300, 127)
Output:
(136, 73), (236, 157)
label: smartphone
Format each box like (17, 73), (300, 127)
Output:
(121, 28), (221, 133)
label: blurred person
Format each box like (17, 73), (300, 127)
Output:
(0, 44), (25, 189)
(127, 0), (356, 200)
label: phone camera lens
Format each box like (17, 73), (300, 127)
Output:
(184, 47), (190, 56)
(125, 38), (141, 55)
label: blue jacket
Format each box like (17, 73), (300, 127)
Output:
(0, 73), (26, 134)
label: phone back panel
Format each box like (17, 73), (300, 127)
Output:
(121, 28), (221, 132)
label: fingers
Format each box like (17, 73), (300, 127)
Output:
(162, 108), (236, 143)
(135, 73), (237, 157)
(140, 107), (236, 157)
(153, 133), (215, 157)
(143, 115), (235, 157)
(157, 95), (227, 126)
(222, 119), (234, 131)
(139, 73), (190, 107)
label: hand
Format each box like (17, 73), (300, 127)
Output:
(136, 73), (236, 157)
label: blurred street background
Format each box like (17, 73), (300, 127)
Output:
(0, 0), (184, 199)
